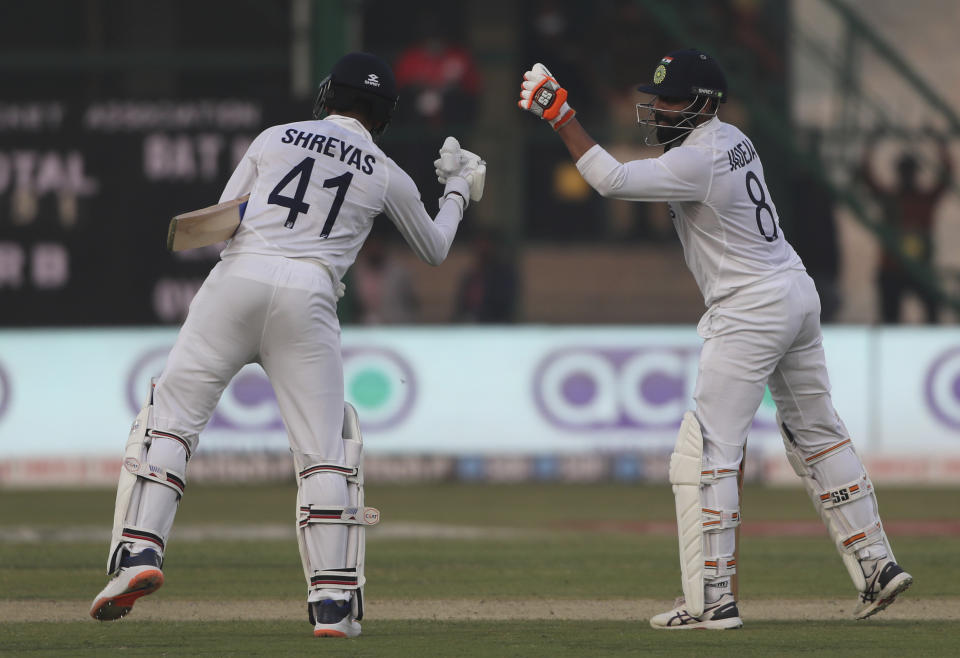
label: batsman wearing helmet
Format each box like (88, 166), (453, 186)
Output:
(90, 52), (485, 638)
(519, 49), (912, 629)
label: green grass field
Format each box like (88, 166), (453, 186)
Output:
(2, 483), (959, 656)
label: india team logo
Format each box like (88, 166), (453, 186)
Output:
(653, 65), (667, 84)
(925, 346), (960, 430)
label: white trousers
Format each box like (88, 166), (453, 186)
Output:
(154, 253), (345, 459)
(694, 269), (879, 563)
(133, 253), (348, 579)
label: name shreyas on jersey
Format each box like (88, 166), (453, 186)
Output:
(281, 129), (376, 174)
(726, 138), (757, 172)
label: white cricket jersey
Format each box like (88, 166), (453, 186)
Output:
(218, 114), (464, 279)
(577, 117), (805, 307)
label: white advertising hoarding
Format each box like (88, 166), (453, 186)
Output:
(0, 327), (956, 459)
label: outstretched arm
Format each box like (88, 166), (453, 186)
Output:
(556, 118), (598, 162)
(518, 63), (709, 202)
(382, 137), (486, 266)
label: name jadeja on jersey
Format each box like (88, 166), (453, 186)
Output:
(281, 129), (376, 174)
(726, 138), (757, 172)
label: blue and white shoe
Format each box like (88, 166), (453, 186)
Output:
(309, 599), (362, 638)
(650, 594), (743, 630)
(854, 559), (913, 619)
(89, 549), (164, 621)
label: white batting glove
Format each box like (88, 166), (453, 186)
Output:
(458, 149), (486, 202)
(517, 63), (576, 130)
(434, 136), (486, 203)
(434, 136), (463, 182)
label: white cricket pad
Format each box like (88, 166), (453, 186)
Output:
(778, 415), (893, 593)
(296, 403), (379, 621)
(669, 411), (706, 617)
(106, 381), (189, 574)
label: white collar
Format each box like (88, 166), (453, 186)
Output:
(682, 116), (720, 146)
(323, 114), (374, 142)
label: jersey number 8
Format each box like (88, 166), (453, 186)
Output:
(745, 171), (778, 243)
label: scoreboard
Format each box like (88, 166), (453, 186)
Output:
(0, 98), (305, 325)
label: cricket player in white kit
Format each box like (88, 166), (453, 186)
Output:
(518, 49), (912, 629)
(90, 52), (485, 638)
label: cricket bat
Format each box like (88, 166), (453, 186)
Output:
(166, 194), (249, 251)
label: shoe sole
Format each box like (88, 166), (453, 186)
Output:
(314, 629), (349, 638)
(855, 572), (913, 620)
(90, 569), (164, 621)
(313, 619), (361, 638)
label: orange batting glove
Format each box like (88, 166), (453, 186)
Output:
(518, 63), (576, 130)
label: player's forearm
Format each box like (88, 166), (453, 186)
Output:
(384, 159), (472, 266)
(402, 203), (461, 266)
(385, 193), (464, 267)
(556, 118), (597, 162)
(577, 144), (706, 201)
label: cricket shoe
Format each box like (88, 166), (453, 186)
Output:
(89, 548), (164, 621)
(650, 594), (743, 630)
(310, 599), (361, 638)
(854, 559), (913, 619)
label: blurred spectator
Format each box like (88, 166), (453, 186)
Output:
(452, 230), (518, 323)
(861, 134), (953, 324)
(526, 1), (594, 114)
(352, 228), (420, 325)
(588, 0), (672, 241)
(790, 131), (841, 322)
(725, 0), (785, 79)
(393, 15), (481, 128)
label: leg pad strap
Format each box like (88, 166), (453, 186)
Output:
(702, 508), (741, 532)
(704, 556), (737, 578)
(818, 476), (873, 510)
(840, 521), (886, 555)
(299, 504), (380, 527)
(310, 568), (360, 591)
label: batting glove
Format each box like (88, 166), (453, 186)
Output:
(517, 63), (576, 130)
(434, 136), (486, 203)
